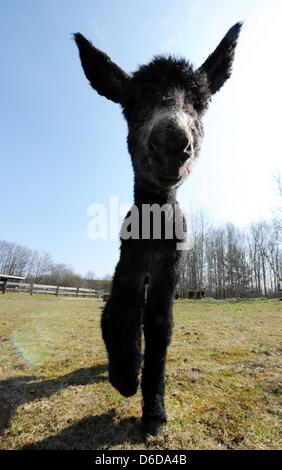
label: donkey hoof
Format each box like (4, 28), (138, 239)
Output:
(112, 382), (138, 397)
(109, 373), (138, 397)
(142, 419), (164, 436)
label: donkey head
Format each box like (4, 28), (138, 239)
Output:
(74, 23), (241, 192)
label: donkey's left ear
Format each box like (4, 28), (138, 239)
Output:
(199, 22), (242, 95)
(74, 33), (130, 104)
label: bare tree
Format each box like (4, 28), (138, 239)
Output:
(0, 241), (31, 276)
(250, 221), (282, 290)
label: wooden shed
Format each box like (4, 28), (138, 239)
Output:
(0, 274), (26, 293)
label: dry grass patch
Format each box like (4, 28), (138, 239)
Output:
(0, 294), (281, 449)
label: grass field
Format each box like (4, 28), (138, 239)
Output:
(0, 293), (281, 450)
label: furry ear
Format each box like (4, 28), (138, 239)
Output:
(199, 22), (242, 95)
(74, 33), (130, 104)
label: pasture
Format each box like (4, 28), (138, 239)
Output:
(0, 293), (281, 450)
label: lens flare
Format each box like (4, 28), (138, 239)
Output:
(10, 321), (54, 367)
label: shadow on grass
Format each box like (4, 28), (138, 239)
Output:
(1, 364), (144, 449)
(22, 410), (144, 449)
(0, 364), (108, 436)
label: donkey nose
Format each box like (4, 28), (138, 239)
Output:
(148, 126), (190, 157)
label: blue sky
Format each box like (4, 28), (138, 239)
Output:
(1, 0), (281, 277)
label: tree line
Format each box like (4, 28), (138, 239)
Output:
(178, 214), (281, 298)
(1, 170), (281, 299)
(0, 241), (111, 292)
(178, 175), (281, 298)
(1, 212), (281, 299)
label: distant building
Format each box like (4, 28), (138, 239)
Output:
(175, 288), (205, 300)
(279, 282), (282, 299)
(0, 274), (26, 293)
(188, 290), (205, 300)
(102, 293), (110, 302)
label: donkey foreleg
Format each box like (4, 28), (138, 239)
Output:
(101, 242), (148, 397)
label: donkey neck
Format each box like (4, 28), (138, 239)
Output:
(133, 178), (177, 207)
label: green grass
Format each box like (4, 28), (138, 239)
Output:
(0, 293), (281, 450)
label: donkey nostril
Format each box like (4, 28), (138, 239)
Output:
(171, 135), (190, 157)
(149, 126), (191, 157)
(180, 151), (190, 164)
(148, 141), (158, 153)
(148, 134), (162, 154)
(184, 138), (191, 152)
(181, 135), (192, 154)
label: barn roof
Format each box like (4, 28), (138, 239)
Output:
(0, 274), (26, 280)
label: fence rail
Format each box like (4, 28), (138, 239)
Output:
(0, 280), (105, 298)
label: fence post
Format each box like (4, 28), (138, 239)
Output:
(30, 283), (34, 296)
(56, 286), (59, 297)
(2, 280), (7, 294)
(76, 287), (79, 298)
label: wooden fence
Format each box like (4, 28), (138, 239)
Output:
(0, 280), (105, 298)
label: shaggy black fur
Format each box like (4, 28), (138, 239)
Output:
(74, 22), (241, 435)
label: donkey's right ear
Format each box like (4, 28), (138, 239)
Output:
(74, 33), (130, 104)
